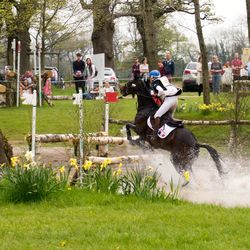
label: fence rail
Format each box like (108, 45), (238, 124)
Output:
(109, 118), (250, 126)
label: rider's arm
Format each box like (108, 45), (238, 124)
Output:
(155, 85), (165, 97)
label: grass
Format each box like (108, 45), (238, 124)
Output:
(0, 189), (249, 249)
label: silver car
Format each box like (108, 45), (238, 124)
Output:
(182, 61), (211, 92)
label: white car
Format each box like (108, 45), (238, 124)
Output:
(182, 62), (212, 92)
(94, 67), (119, 91)
(104, 67), (119, 89)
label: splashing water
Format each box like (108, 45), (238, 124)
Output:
(147, 150), (250, 208)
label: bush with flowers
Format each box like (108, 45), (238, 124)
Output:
(72, 158), (183, 200)
(0, 151), (70, 202)
(198, 102), (235, 115)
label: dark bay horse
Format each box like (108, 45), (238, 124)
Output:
(121, 79), (224, 177)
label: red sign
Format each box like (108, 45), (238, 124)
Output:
(105, 92), (118, 103)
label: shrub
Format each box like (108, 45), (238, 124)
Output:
(1, 152), (70, 202)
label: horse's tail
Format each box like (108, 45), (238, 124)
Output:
(196, 143), (224, 176)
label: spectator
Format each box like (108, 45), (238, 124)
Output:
(196, 56), (203, 96)
(73, 52), (86, 93)
(157, 60), (165, 76)
(20, 78), (34, 96)
(210, 55), (223, 94)
(103, 81), (114, 94)
(42, 71), (52, 96)
(245, 56), (250, 80)
(131, 57), (140, 81)
(231, 52), (243, 81)
(139, 57), (149, 82)
(162, 51), (175, 82)
(222, 61), (233, 92)
(86, 58), (96, 93)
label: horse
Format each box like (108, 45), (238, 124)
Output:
(120, 79), (224, 179)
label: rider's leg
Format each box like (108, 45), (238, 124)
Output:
(153, 96), (178, 129)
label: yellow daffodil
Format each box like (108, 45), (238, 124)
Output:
(61, 240), (66, 247)
(183, 171), (190, 182)
(23, 164), (30, 170)
(67, 187), (72, 191)
(118, 162), (123, 168)
(100, 159), (111, 171)
(11, 156), (19, 167)
(70, 158), (77, 167)
(117, 168), (122, 176)
(25, 151), (33, 162)
(59, 166), (65, 173)
(83, 160), (92, 171)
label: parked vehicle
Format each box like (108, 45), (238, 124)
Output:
(182, 62), (212, 92)
(94, 67), (119, 91)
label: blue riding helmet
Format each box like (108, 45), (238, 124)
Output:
(149, 70), (161, 78)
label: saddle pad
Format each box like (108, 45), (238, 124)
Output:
(147, 117), (176, 139)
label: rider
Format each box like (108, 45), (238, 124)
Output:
(149, 70), (182, 130)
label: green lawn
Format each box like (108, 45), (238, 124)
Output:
(0, 190), (249, 250)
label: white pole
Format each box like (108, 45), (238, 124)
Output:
(104, 102), (109, 154)
(33, 44), (37, 75)
(16, 41), (21, 107)
(37, 43), (42, 106)
(79, 89), (83, 185)
(31, 90), (37, 161)
(12, 39), (16, 72)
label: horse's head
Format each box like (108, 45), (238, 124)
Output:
(120, 80), (138, 96)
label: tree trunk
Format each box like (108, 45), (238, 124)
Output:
(193, 0), (210, 104)
(135, 0), (158, 68)
(92, 1), (114, 68)
(246, 0), (250, 45)
(16, 28), (31, 74)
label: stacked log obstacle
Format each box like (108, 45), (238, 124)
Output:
(25, 132), (137, 157)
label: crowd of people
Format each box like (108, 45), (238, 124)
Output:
(197, 52), (250, 94)
(131, 51), (175, 84)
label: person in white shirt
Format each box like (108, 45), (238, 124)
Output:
(140, 57), (149, 82)
(86, 58), (96, 93)
(104, 81), (114, 94)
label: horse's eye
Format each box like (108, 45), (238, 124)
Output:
(131, 84), (136, 87)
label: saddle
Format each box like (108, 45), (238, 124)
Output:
(149, 115), (183, 130)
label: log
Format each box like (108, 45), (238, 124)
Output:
(109, 118), (250, 126)
(49, 96), (72, 100)
(87, 136), (127, 145)
(26, 132), (108, 145)
(87, 155), (149, 164)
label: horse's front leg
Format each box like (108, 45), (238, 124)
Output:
(126, 123), (136, 140)
(125, 123), (153, 151)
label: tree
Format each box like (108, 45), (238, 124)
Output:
(2, 0), (38, 73)
(193, 0), (210, 104)
(246, 0), (250, 45)
(33, 0), (88, 70)
(80, 0), (120, 68)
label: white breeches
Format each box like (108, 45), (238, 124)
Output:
(154, 96), (178, 118)
(86, 78), (94, 92)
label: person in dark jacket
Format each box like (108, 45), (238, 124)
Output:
(73, 52), (86, 93)
(162, 51), (175, 82)
(131, 57), (141, 80)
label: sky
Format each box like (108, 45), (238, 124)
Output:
(173, 0), (247, 42)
